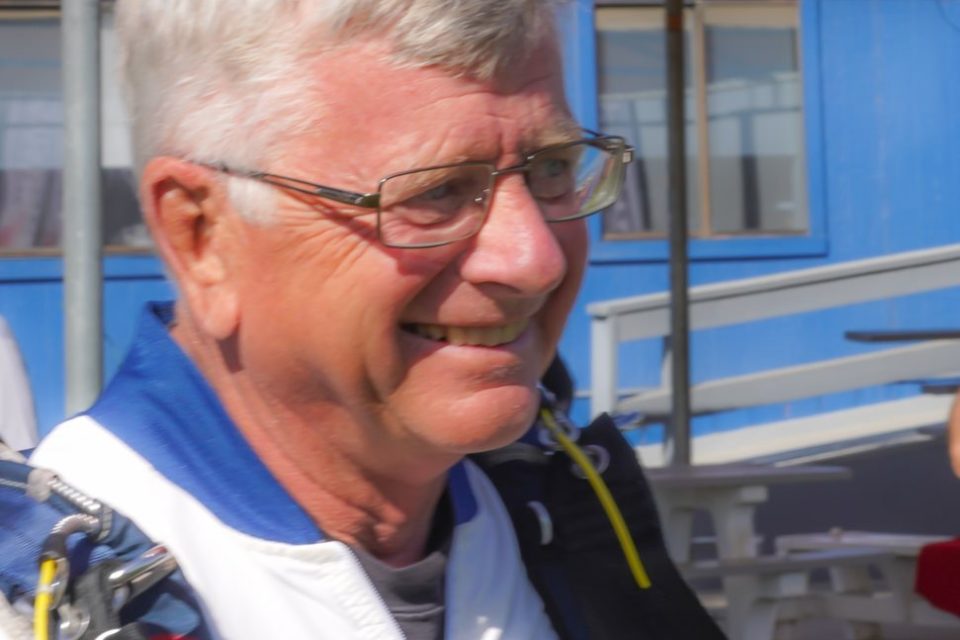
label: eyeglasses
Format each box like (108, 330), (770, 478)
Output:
(212, 130), (634, 249)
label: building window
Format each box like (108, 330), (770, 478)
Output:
(596, 1), (807, 241)
(0, 7), (147, 254)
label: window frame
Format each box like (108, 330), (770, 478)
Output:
(588, 0), (828, 263)
(0, 3), (150, 257)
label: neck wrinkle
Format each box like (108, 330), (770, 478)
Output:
(170, 312), (450, 567)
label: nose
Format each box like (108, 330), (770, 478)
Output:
(457, 175), (571, 296)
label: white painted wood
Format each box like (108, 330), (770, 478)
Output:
(589, 317), (619, 415)
(635, 394), (953, 467)
(588, 243), (960, 334)
(647, 462), (850, 490)
(619, 340), (960, 415)
(775, 531), (951, 558)
(650, 465), (847, 563)
(683, 549), (894, 640)
(681, 548), (893, 580)
(819, 592), (960, 628)
(588, 243), (960, 446)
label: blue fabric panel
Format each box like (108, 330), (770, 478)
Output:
(86, 302), (323, 544)
(447, 461), (476, 525)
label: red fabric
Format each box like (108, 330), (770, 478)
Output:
(915, 537), (960, 617)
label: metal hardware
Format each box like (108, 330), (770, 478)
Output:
(108, 545), (178, 609)
(526, 501), (554, 546)
(571, 445), (610, 479)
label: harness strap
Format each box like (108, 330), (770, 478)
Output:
(472, 405), (727, 640)
(0, 453), (209, 640)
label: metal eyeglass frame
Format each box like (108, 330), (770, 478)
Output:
(208, 129), (634, 248)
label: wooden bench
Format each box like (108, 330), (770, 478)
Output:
(680, 547), (895, 640)
(775, 530), (960, 636)
(682, 547), (893, 580)
(775, 529), (949, 558)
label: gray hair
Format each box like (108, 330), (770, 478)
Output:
(117, 0), (563, 221)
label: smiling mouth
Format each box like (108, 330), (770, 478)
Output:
(402, 320), (530, 347)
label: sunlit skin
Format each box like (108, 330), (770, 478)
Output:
(141, 37), (588, 566)
(949, 393), (960, 477)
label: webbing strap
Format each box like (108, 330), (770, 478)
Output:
(472, 411), (727, 640)
(0, 459), (209, 639)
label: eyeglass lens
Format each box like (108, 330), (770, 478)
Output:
(378, 164), (493, 248)
(377, 140), (624, 248)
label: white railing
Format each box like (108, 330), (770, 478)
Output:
(589, 243), (960, 418)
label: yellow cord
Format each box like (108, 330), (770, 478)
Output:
(540, 409), (652, 589)
(34, 557), (57, 640)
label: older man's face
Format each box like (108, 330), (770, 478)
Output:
(225, 40), (587, 468)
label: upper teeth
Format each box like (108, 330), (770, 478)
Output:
(409, 320), (529, 346)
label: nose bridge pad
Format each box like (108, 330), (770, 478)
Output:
(489, 163), (530, 199)
(478, 168), (558, 255)
(495, 164), (528, 177)
(487, 164), (536, 218)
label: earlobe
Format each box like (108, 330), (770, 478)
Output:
(141, 157), (241, 340)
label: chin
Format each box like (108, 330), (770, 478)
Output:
(430, 384), (541, 454)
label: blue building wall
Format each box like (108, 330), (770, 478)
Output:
(557, 0), (960, 432)
(0, 258), (170, 434)
(1, 0), (959, 437)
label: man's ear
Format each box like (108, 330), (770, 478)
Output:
(140, 157), (241, 340)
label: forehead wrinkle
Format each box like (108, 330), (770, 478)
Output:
(505, 116), (581, 160)
(386, 120), (496, 172)
(275, 41), (575, 192)
(282, 142), (375, 194)
(389, 106), (577, 171)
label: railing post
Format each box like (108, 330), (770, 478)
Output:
(665, 0), (692, 466)
(62, 0), (103, 415)
(591, 316), (619, 417)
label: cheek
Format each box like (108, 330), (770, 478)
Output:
(554, 220), (589, 303)
(538, 220), (588, 360)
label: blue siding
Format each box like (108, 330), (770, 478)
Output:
(0, 257), (169, 434)
(559, 0), (960, 431)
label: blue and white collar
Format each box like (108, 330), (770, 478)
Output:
(87, 301), (476, 544)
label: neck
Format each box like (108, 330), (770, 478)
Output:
(171, 312), (452, 567)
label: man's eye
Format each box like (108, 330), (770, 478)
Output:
(540, 158), (570, 178)
(529, 157), (575, 200)
(406, 176), (477, 209)
(419, 183), (455, 202)
(389, 178), (473, 225)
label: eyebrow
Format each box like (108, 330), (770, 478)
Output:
(380, 164), (466, 203)
(519, 120), (584, 154)
(390, 118), (586, 176)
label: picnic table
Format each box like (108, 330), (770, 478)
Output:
(647, 462), (868, 639)
(647, 462), (852, 563)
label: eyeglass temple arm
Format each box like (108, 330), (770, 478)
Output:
(251, 172), (381, 208)
(211, 164), (380, 209)
(580, 128), (634, 165)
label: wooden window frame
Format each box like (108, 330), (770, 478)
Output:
(592, 0), (824, 261)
